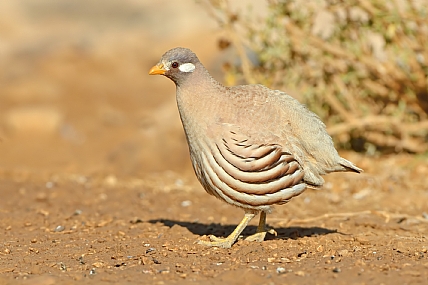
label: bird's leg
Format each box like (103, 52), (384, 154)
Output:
(198, 211), (256, 248)
(245, 211), (277, 242)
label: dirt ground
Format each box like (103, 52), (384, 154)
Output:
(0, 1), (427, 284)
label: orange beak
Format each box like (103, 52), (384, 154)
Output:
(148, 63), (166, 75)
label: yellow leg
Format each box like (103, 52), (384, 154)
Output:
(245, 212), (276, 242)
(198, 211), (256, 248)
(245, 211), (266, 242)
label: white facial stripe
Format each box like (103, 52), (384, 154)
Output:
(179, 63), (195, 73)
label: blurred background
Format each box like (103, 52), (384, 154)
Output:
(0, 0), (427, 180)
(0, 0), (226, 178)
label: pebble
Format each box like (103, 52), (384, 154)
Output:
(181, 200), (192, 207)
(352, 188), (372, 200)
(92, 262), (104, 268)
(54, 225), (65, 232)
(146, 248), (156, 254)
(104, 175), (117, 187)
(276, 267), (286, 274)
(332, 267), (341, 273)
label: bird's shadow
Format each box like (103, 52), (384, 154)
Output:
(148, 219), (338, 240)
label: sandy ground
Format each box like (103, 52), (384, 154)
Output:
(0, 1), (427, 284)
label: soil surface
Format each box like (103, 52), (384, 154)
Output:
(0, 1), (427, 285)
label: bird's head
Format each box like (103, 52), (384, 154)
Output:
(149, 47), (199, 85)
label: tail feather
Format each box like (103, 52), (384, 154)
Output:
(339, 158), (363, 173)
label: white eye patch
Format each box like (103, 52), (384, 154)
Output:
(178, 63), (195, 73)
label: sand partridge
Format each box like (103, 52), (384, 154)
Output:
(149, 47), (362, 248)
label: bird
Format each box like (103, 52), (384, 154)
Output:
(149, 47), (362, 248)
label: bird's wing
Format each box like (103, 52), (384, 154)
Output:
(200, 126), (307, 207)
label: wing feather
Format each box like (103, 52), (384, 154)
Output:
(199, 130), (306, 208)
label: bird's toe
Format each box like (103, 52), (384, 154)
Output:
(197, 236), (235, 248)
(244, 231), (267, 242)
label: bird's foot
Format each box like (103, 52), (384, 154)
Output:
(245, 228), (277, 242)
(207, 235), (225, 242)
(244, 231), (266, 242)
(197, 235), (235, 248)
(267, 228), (278, 236)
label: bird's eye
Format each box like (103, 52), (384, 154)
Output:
(171, 62), (179, 68)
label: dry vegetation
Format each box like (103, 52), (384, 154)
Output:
(205, 0), (428, 154)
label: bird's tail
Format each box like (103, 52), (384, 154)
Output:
(339, 157), (363, 173)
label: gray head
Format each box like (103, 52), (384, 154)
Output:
(149, 47), (201, 85)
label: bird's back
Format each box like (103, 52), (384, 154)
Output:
(218, 84), (362, 187)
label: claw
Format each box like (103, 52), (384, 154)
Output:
(267, 228), (277, 236)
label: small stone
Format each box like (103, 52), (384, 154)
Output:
(29, 247), (39, 253)
(54, 225), (65, 232)
(58, 262), (66, 271)
(267, 257), (275, 263)
(181, 200), (192, 207)
(333, 267), (341, 273)
(130, 218), (143, 224)
(352, 188), (371, 200)
(280, 257), (292, 263)
(78, 256), (85, 265)
(355, 236), (370, 245)
(146, 248), (156, 254)
(104, 175), (117, 187)
(92, 262), (104, 268)
(276, 267), (286, 274)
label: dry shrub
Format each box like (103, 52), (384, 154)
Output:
(204, 0), (428, 154)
